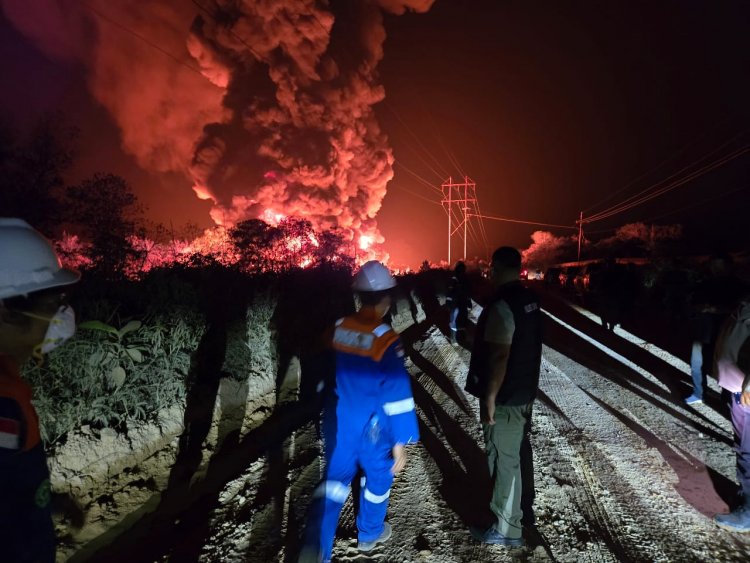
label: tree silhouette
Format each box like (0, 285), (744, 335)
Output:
(65, 173), (143, 276)
(230, 219), (281, 273)
(0, 116), (77, 237)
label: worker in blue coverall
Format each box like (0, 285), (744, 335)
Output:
(0, 219), (80, 562)
(299, 260), (420, 563)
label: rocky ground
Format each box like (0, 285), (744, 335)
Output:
(63, 285), (750, 562)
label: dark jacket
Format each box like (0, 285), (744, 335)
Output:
(465, 282), (543, 406)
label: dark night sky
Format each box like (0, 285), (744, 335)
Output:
(1, 0), (748, 267)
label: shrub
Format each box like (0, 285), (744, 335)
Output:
(25, 308), (204, 446)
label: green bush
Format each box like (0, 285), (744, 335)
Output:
(25, 308), (204, 446)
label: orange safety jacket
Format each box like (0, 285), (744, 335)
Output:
(0, 355), (41, 451)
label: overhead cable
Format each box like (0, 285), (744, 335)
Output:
(81, 3), (203, 75)
(469, 214), (577, 230)
(584, 145), (748, 223)
(582, 123), (739, 214)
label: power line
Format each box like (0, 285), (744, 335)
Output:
(584, 133), (747, 223)
(584, 145), (748, 223)
(393, 160), (442, 193)
(190, 0), (265, 60)
(81, 2), (204, 76)
(582, 123), (739, 214)
(392, 184), (442, 205)
(470, 213), (577, 230)
(384, 104), (452, 180)
(642, 184), (748, 223)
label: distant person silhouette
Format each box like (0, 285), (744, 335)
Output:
(447, 261), (471, 346)
(685, 253), (746, 405)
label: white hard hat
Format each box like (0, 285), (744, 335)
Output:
(0, 218), (80, 300)
(352, 260), (396, 292)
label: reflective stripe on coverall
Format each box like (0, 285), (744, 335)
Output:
(304, 307), (419, 561)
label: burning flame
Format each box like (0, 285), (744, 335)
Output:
(359, 235), (373, 251)
(263, 209), (286, 226)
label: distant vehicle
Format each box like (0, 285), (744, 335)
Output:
(520, 268), (529, 280)
(528, 269), (544, 280)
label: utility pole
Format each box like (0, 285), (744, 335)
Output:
(441, 176), (477, 264)
(577, 211), (583, 261)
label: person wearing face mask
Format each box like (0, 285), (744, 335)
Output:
(0, 218), (80, 563)
(299, 261), (419, 563)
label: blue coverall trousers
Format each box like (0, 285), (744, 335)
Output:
(304, 424), (394, 562)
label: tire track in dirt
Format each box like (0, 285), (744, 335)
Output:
(538, 364), (661, 562)
(540, 352), (750, 562)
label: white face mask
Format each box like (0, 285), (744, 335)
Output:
(24, 306), (77, 355)
(40, 306), (76, 353)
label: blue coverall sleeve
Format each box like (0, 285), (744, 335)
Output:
(379, 340), (420, 445)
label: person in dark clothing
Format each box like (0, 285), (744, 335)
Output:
(446, 261), (471, 346)
(714, 294), (750, 532)
(596, 259), (631, 331)
(464, 247), (543, 547)
(1, 219), (80, 563)
(685, 254), (747, 405)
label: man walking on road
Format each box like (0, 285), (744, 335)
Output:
(299, 261), (420, 563)
(465, 246), (542, 547)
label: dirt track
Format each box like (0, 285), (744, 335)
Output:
(75, 287), (750, 562)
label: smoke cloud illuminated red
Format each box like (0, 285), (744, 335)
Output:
(3, 0), (435, 262)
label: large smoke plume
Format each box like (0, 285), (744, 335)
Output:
(3, 0), (435, 253)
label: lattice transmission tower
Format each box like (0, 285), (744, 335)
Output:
(441, 176), (477, 265)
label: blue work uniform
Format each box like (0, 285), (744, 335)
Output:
(0, 355), (55, 563)
(303, 307), (419, 562)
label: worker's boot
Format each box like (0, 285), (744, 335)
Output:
(358, 522), (392, 552)
(715, 503), (750, 533)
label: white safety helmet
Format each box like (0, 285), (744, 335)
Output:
(0, 218), (80, 300)
(352, 260), (396, 292)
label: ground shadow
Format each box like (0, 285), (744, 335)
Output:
(542, 315), (731, 444)
(579, 386), (735, 515)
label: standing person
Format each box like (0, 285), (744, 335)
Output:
(465, 246), (542, 547)
(596, 259), (628, 332)
(0, 218), (80, 562)
(714, 294), (750, 532)
(685, 253), (746, 405)
(299, 261), (420, 563)
(447, 261), (472, 345)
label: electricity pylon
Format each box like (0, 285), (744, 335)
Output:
(441, 176), (477, 265)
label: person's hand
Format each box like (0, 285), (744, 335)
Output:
(741, 391), (750, 407)
(480, 399), (495, 425)
(391, 443), (407, 475)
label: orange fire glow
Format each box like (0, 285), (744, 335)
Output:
(263, 209), (286, 225)
(193, 185), (214, 201)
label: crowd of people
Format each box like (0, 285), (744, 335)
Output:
(2, 218), (750, 562)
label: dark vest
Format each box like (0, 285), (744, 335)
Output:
(465, 281), (542, 406)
